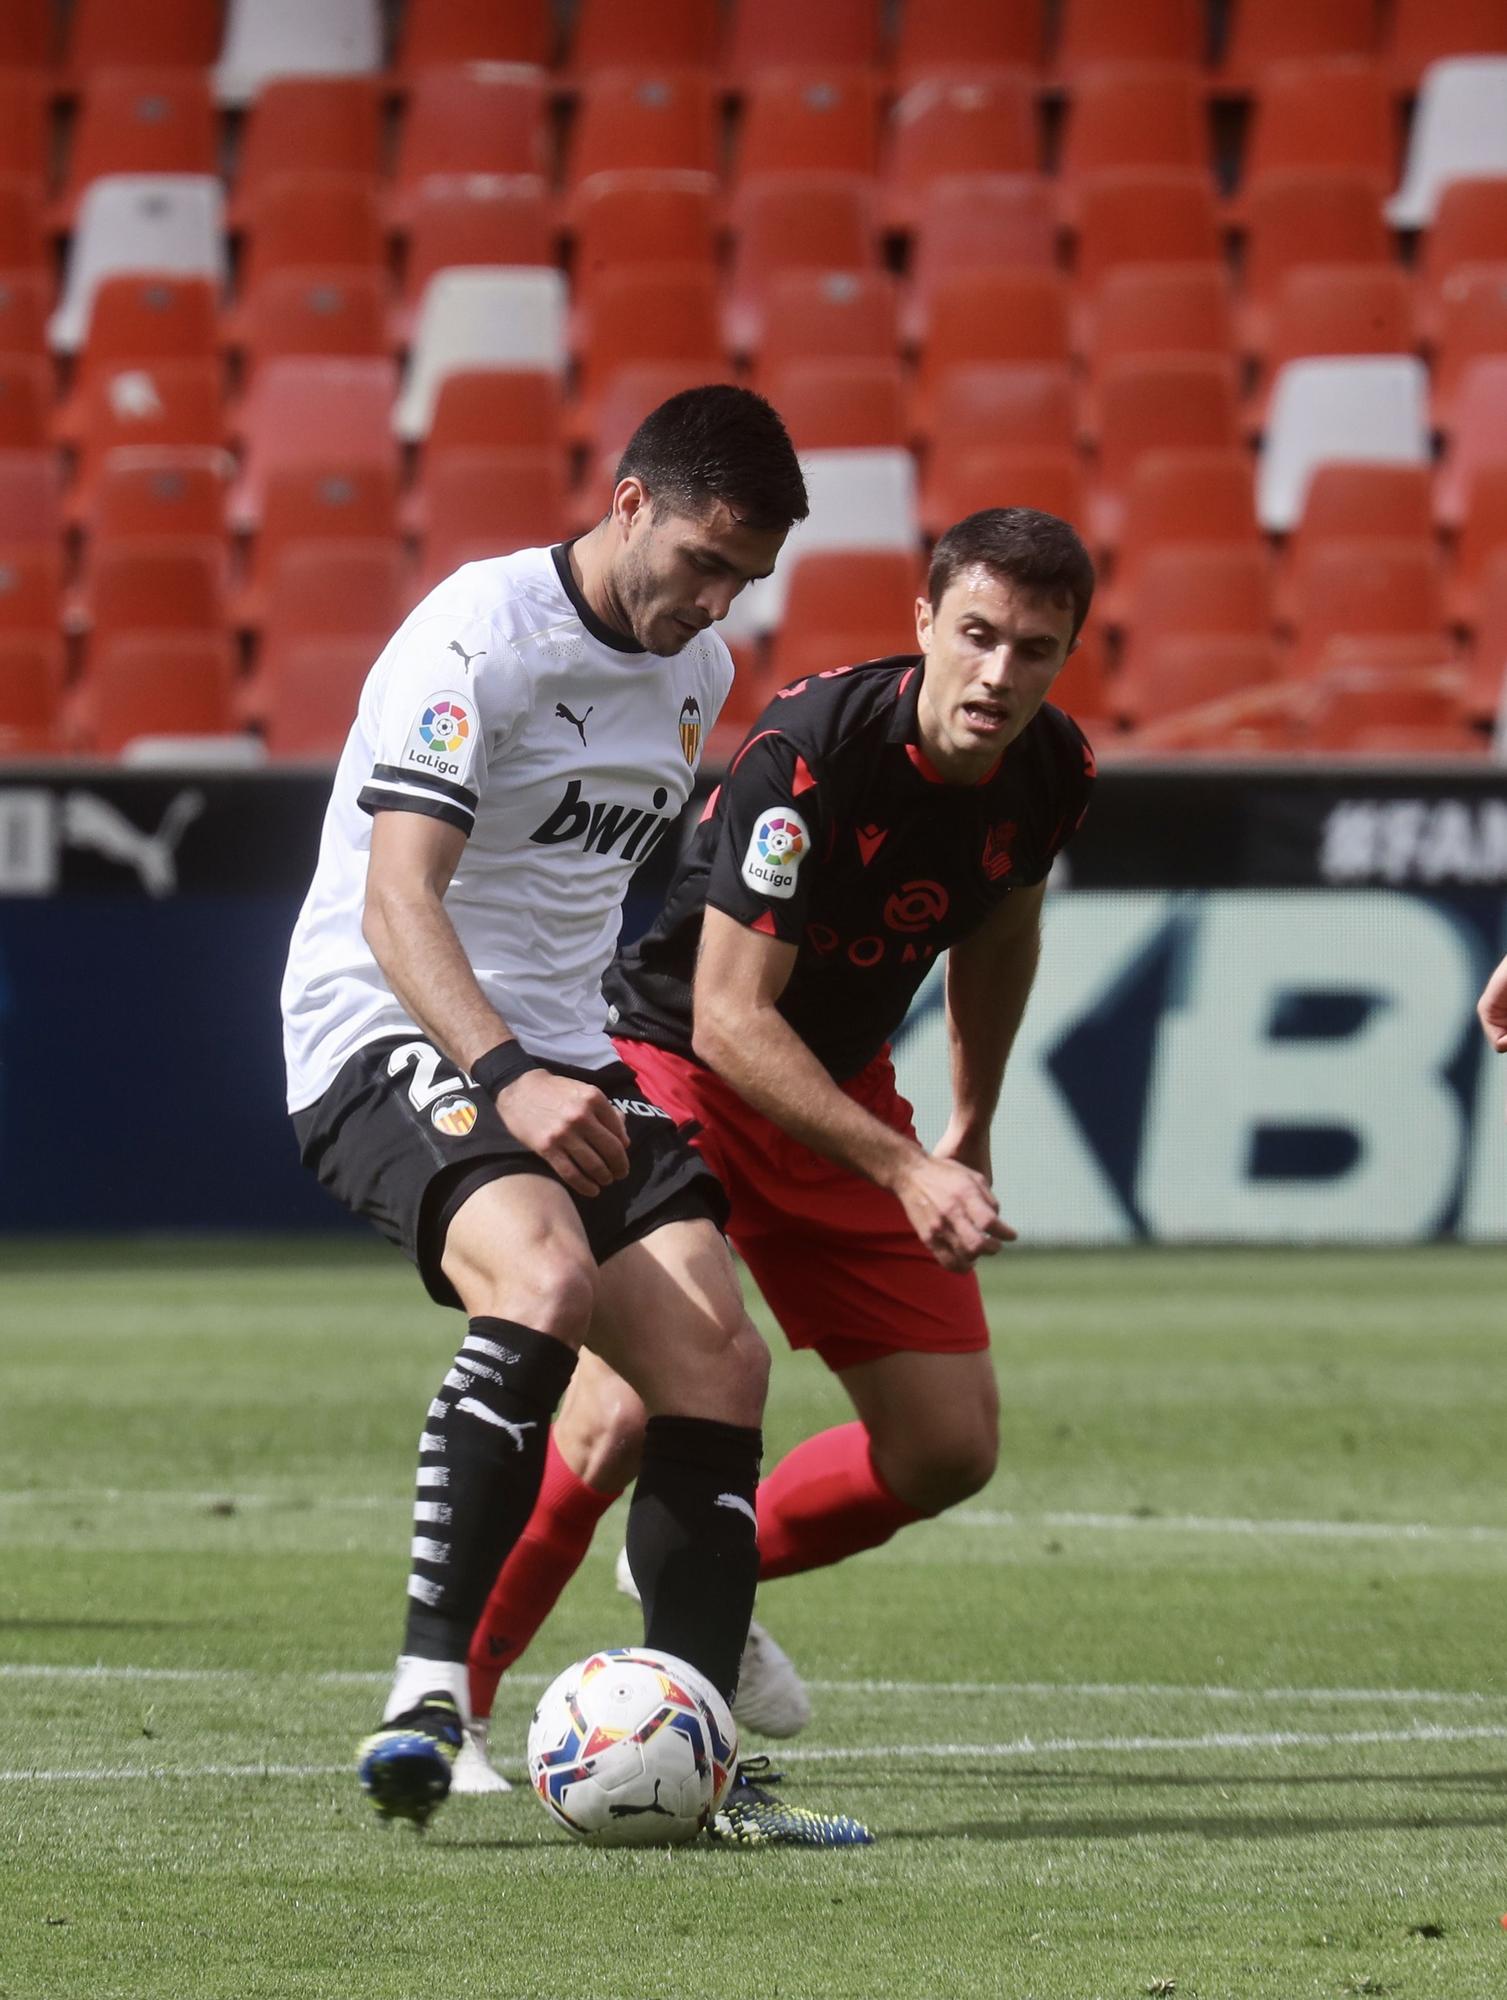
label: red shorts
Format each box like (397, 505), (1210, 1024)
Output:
(614, 1037), (989, 1373)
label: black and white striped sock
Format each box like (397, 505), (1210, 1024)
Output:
(401, 1317), (577, 1664)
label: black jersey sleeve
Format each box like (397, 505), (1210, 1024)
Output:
(1018, 706), (1096, 884)
(702, 726), (827, 944)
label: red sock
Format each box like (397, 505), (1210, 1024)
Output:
(755, 1421), (925, 1581)
(467, 1431), (621, 1720)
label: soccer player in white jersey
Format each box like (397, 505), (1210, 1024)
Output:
(281, 387), (869, 1844)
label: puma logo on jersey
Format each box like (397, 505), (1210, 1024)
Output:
(555, 701), (593, 745)
(448, 640), (483, 670)
(530, 777), (677, 861)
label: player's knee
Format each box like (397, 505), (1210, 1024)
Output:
(655, 1309), (769, 1426)
(562, 1379), (648, 1490)
(449, 1238), (597, 1341)
(878, 1416), (998, 1514)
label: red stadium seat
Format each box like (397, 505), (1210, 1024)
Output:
(567, 71), (721, 197)
(54, 274), (219, 444)
(390, 66), (549, 224)
(1239, 170), (1394, 356)
(230, 78), (384, 229)
(396, 177), (553, 343)
(1462, 546), (1507, 720)
(0, 355), (50, 448)
(56, 70), (218, 226)
(1433, 263), (1507, 433)
(1437, 356), (1507, 527)
(1101, 448), (1259, 628)
(895, 0), (1045, 86)
(68, 361), (225, 525)
(0, 631), (64, 753)
(424, 367), (563, 456)
(237, 463), (400, 631)
(82, 538), (226, 661)
(574, 171), (720, 348)
(760, 358), (906, 450)
(902, 173), (1058, 345)
(77, 631), (237, 756)
(572, 266), (725, 446)
(1079, 262), (1236, 387)
(1254, 263), (1417, 425)
(1300, 654), (1474, 755)
(0, 272), (48, 357)
(735, 68), (883, 181)
(251, 542), (413, 747)
(235, 175), (386, 295)
(1047, 621), (1112, 736)
(418, 449), (569, 591)
(927, 361), (1078, 457)
(750, 269), (899, 385)
(1117, 633), (1280, 728)
(1072, 169), (1222, 297)
(722, 0), (883, 80)
(84, 446), (228, 541)
(0, 543), (60, 636)
(395, 0), (554, 72)
(1238, 58), (1396, 202)
(1285, 537), (1445, 678)
(767, 551), (924, 687)
(1385, 0), (1507, 92)
(1277, 462), (1433, 623)
(882, 70), (1039, 233)
(911, 269), (1071, 442)
(229, 356), (400, 529)
(567, 0), (719, 78)
(0, 447), (58, 542)
(0, 176), (48, 275)
(233, 269), (391, 375)
(920, 446), (1085, 542)
(1418, 178), (1507, 342)
(1091, 355), (1241, 548)
(725, 172), (879, 354)
(0, 0), (56, 69)
(1450, 461), (1507, 630)
(0, 72), (50, 182)
(1219, 0), (1377, 90)
(1116, 545), (1275, 702)
(1054, 0), (1205, 81)
(67, 0), (220, 77)
(1058, 64), (1208, 222)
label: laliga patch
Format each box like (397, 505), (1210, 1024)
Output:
(741, 807), (810, 900)
(403, 689), (474, 781)
(431, 1093), (478, 1137)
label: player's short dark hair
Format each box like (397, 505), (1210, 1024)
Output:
(928, 508), (1096, 639)
(615, 385), (809, 534)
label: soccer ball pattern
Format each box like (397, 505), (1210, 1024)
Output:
(527, 1648), (738, 1846)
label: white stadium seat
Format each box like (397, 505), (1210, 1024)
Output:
(1256, 356), (1431, 532)
(49, 176), (226, 354)
(729, 447), (919, 638)
(393, 267), (568, 442)
(214, 0), (384, 106)
(1387, 57), (1507, 228)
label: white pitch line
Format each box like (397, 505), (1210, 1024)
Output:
(955, 1508), (1507, 1545)
(3, 1664), (1503, 1708)
(5, 1722), (1506, 1786)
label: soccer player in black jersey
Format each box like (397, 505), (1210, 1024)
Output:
(464, 508), (1097, 1775)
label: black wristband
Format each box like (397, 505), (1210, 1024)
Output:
(471, 1040), (544, 1098)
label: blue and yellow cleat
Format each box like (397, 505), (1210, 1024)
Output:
(707, 1756), (874, 1849)
(356, 1692), (463, 1831)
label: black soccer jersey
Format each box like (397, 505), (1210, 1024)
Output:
(605, 656), (1095, 1081)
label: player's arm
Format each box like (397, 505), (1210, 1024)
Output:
(691, 908), (1010, 1272)
(363, 810), (628, 1195)
(1478, 951), (1507, 1054)
(934, 880), (1046, 1184)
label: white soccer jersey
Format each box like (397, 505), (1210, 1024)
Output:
(281, 545), (732, 1111)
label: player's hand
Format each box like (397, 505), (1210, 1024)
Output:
(494, 1071), (630, 1196)
(932, 1121), (993, 1185)
(891, 1152), (1015, 1273)
(1478, 952), (1507, 1053)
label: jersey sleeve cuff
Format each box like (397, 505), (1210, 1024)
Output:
(357, 787), (474, 837)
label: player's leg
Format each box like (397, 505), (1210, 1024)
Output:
(360, 1172), (595, 1824)
(464, 1350), (643, 1728)
(757, 1347), (998, 1579)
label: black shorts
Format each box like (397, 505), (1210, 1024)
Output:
(291, 1036), (728, 1309)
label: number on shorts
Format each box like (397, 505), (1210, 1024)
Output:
(387, 1040), (465, 1111)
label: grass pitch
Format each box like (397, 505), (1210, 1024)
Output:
(2, 1240), (1505, 2000)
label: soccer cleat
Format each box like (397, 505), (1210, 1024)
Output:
(356, 1691), (463, 1829)
(615, 1545), (812, 1739)
(449, 1716), (513, 1796)
(707, 1755), (874, 1848)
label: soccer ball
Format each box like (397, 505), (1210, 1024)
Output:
(526, 1648), (738, 1846)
